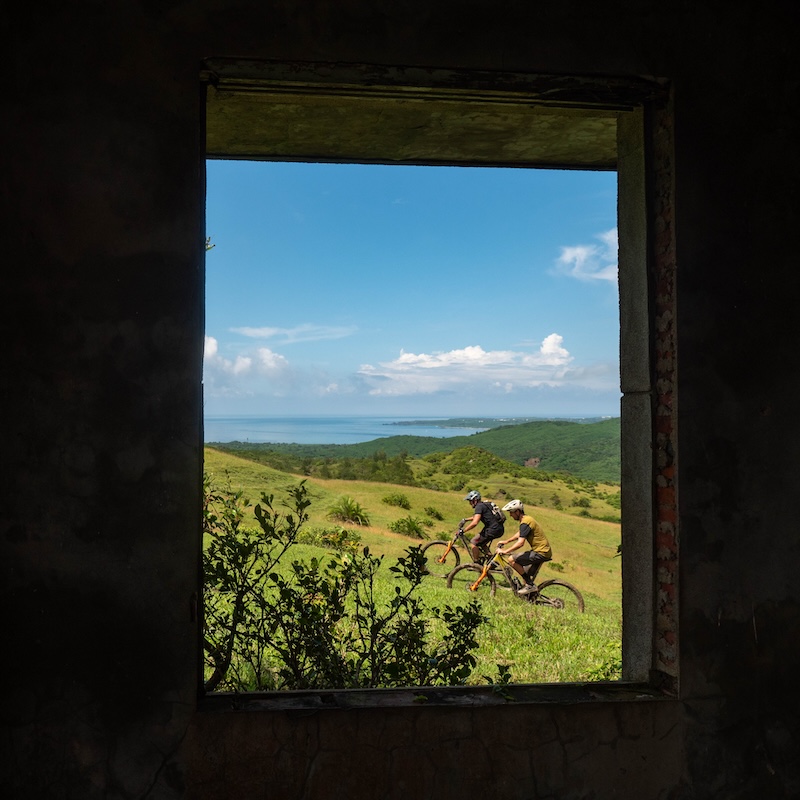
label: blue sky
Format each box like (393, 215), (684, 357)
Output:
(204, 160), (619, 418)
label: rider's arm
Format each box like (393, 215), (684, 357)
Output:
(462, 512), (481, 533)
(497, 534), (526, 555)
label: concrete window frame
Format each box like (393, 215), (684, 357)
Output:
(200, 59), (677, 708)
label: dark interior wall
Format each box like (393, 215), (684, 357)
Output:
(3, 2), (799, 798)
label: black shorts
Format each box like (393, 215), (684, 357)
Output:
(513, 551), (550, 578)
(471, 527), (503, 547)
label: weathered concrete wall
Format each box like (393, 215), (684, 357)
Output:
(3, 1), (799, 798)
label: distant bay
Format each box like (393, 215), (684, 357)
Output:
(204, 415), (490, 445)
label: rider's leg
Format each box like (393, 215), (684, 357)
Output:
(507, 556), (528, 581)
(512, 553), (547, 593)
(470, 533), (483, 562)
(524, 554), (548, 585)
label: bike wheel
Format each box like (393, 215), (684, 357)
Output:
(446, 564), (497, 596)
(534, 580), (585, 612)
(421, 541), (461, 577)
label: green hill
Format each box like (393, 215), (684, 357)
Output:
(202, 446), (622, 686)
(211, 417), (621, 483)
(203, 446), (621, 597)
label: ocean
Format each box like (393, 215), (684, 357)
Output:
(203, 415), (490, 445)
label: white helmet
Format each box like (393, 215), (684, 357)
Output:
(502, 499), (524, 512)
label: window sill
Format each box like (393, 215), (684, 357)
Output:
(198, 681), (669, 713)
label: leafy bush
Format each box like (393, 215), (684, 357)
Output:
(601, 491), (621, 509)
(327, 495), (370, 526)
(571, 496), (592, 508)
(382, 492), (411, 509)
(202, 474), (491, 691)
(388, 516), (431, 539)
(202, 474), (311, 693)
(298, 525), (361, 553)
(424, 506), (444, 520)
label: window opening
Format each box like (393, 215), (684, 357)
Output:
(200, 60), (668, 700)
(203, 160), (622, 693)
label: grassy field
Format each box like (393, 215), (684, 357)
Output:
(204, 447), (622, 685)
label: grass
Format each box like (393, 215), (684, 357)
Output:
(203, 446), (622, 685)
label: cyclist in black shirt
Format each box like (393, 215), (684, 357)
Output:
(462, 489), (505, 562)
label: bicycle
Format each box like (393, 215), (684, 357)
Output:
(421, 519), (490, 578)
(446, 547), (585, 612)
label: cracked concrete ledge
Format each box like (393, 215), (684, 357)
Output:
(198, 682), (669, 713)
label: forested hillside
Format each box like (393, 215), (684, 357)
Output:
(211, 417), (620, 483)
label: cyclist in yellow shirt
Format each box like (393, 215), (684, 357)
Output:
(497, 499), (552, 595)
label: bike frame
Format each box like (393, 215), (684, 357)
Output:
(468, 549), (512, 591)
(432, 523), (489, 567)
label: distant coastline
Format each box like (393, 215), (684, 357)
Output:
(387, 416), (612, 428)
(203, 414), (492, 445)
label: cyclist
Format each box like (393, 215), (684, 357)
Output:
(462, 489), (505, 563)
(497, 499), (552, 595)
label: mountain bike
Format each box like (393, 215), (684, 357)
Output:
(421, 519), (488, 578)
(446, 547), (585, 612)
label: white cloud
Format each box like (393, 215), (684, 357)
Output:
(254, 347), (290, 372)
(204, 336), (253, 376)
(354, 335), (614, 398)
(231, 323), (357, 344)
(556, 227), (618, 282)
(203, 336), (296, 402)
(389, 345), (516, 370)
(522, 333), (570, 366)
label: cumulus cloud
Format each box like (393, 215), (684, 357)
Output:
(204, 336), (253, 376)
(387, 345), (516, 369)
(556, 227), (618, 282)
(204, 336), (288, 377)
(231, 323), (357, 344)
(353, 335), (615, 398)
(204, 304), (618, 409)
(203, 336), (296, 401)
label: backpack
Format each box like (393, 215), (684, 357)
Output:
(487, 501), (506, 525)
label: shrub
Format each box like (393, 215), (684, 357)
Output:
(424, 506), (444, 520)
(388, 516), (431, 539)
(602, 492), (621, 510)
(202, 475), (311, 693)
(382, 492), (411, 509)
(327, 495), (370, 526)
(202, 474), (491, 691)
(298, 525), (361, 553)
(571, 496), (592, 508)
